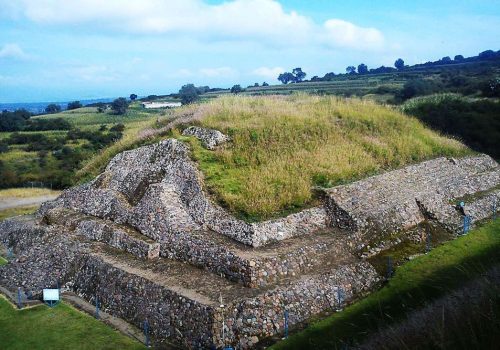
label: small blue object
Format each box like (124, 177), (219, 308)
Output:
(463, 215), (471, 235)
(284, 309), (289, 339)
(17, 287), (22, 309)
(386, 256), (393, 279)
(426, 232), (432, 253)
(460, 201), (465, 207)
(144, 320), (150, 347)
(337, 287), (345, 310)
(95, 295), (99, 319)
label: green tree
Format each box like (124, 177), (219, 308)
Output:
(179, 84), (200, 104)
(129, 94), (138, 101)
(395, 58), (405, 70)
(45, 104), (62, 114)
(278, 72), (295, 84)
(323, 72), (336, 80)
(230, 85), (244, 94)
(67, 101), (82, 110)
(357, 63), (368, 74)
(346, 66), (356, 74)
(110, 97), (129, 115)
(292, 67), (306, 82)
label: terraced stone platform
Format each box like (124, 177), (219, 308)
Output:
(325, 155), (499, 235)
(1, 139), (498, 349)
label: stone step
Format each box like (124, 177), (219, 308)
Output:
(158, 226), (357, 288)
(74, 243), (378, 349)
(43, 207), (355, 288)
(324, 155), (499, 235)
(44, 208), (160, 259)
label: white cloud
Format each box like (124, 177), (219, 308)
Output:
(0, 43), (29, 60)
(3, 0), (385, 50)
(323, 19), (384, 50)
(199, 67), (238, 78)
(252, 66), (284, 79)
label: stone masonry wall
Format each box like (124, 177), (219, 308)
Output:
(39, 140), (331, 248)
(325, 155), (499, 236)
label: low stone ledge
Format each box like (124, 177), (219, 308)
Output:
(75, 220), (160, 260)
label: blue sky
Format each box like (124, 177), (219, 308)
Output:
(0, 0), (499, 103)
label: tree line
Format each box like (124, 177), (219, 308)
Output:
(281, 49), (500, 83)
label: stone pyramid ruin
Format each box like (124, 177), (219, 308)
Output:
(1, 129), (499, 349)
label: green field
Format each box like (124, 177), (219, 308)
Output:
(0, 297), (145, 350)
(271, 219), (500, 349)
(173, 94), (469, 220)
(0, 103), (160, 189)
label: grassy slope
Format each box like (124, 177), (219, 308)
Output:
(175, 94), (469, 220)
(271, 219), (500, 350)
(0, 297), (145, 350)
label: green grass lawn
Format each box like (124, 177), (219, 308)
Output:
(174, 94), (469, 220)
(0, 297), (145, 350)
(271, 218), (500, 349)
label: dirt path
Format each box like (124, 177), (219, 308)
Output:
(0, 195), (59, 211)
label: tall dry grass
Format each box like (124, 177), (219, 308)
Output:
(176, 94), (469, 220)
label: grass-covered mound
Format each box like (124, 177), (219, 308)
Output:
(174, 94), (469, 221)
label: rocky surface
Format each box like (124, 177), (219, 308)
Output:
(182, 126), (230, 150)
(1, 139), (499, 349)
(0, 216), (379, 349)
(325, 155), (499, 236)
(39, 139), (329, 247)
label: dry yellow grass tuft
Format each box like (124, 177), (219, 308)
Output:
(175, 94), (469, 221)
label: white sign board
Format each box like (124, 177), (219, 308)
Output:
(43, 288), (60, 301)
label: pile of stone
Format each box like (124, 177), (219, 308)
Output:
(0, 136), (498, 349)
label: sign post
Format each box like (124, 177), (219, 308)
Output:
(43, 288), (60, 308)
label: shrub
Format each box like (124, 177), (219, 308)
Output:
(67, 101), (82, 110)
(45, 104), (62, 114)
(402, 94), (500, 158)
(111, 98), (129, 115)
